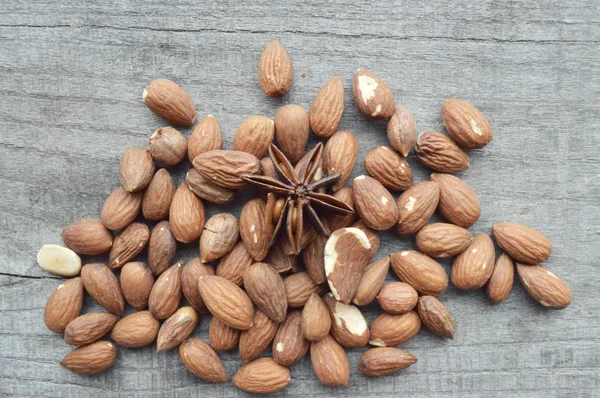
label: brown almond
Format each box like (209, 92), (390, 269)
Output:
(233, 115), (275, 158)
(273, 311), (309, 366)
(143, 78), (196, 126)
(387, 106), (417, 157)
(148, 261), (183, 320)
(351, 220), (380, 260)
(181, 258), (214, 314)
(430, 173), (480, 228)
(301, 293), (331, 342)
(110, 310), (159, 348)
(60, 341), (116, 375)
(109, 222), (150, 269)
(417, 296), (455, 339)
(64, 312), (119, 346)
(240, 198), (270, 261)
(416, 130), (470, 173)
(148, 126), (187, 166)
(44, 277), (84, 334)
(62, 219), (113, 256)
(186, 168), (236, 204)
(516, 264), (572, 309)
(390, 250), (448, 296)
(233, 357), (291, 394)
(147, 221), (177, 276)
(352, 68), (395, 119)
(310, 335), (350, 387)
(416, 222), (473, 258)
(120, 261), (154, 311)
(209, 316), (241, 351)
(310, 76), (344, 138)
(198, 275), (254, 330)
(369, 311), (421, 347)
(274, 104), (309, 163)
(264, 245), (297, 274)
(157, 306), (198, 352)
(353, 257), (390, 306)
(492, 222), (552, 265)
(452, 234), (495, 291)
(101, 186), (142, 231)
(170, 182), (205, 243)
(284, 272), (326, 308)
(323, 130), (359, 192)
(353, 175), (399, 230)
(359, 347), (417, 377)
(258, 40), (292, 98)
(322, 187), (355, 232)
(302, 235), (328, 285)
(364, 146), (414, 191)
(323, 293), (369, 348)
(216, 241), (254, 285)
(260, 156), (277, 179)
(239, 310), (279, 363)
(142, 168), (175, 220)
(395, 181), (440, 235)
(243, 262), (287, 323)
(81, 263), (125, 315)
(179, 338), (228, 383)
(193, 149), (262, 189)
(188, 115), (223, 162)
(442, 98), (493, 149)
(486, 253), (514, 304)
(200, 213), (239, 263)
(119, 147), (155, 193)
(377, 282), (418, 315)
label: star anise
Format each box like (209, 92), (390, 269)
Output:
(241, 143), (354, 255)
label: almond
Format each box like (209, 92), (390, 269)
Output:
(309, 76), (344, 138)
(387, 106), (417, 157)
(147, 127), (186, 167)
(101, 187), (143, 231)
(264, 245), (297, 274)
(377, 282), (418, 315)
(186, 169), (236, 204)
(322, 187), (355, 232)
(351, 220), (380, 260)
(416, 130), (470, 172)
(416, 222), (473, 258)
(147, 221), (177, 276)
(119, 147), (155, 193)
(148, 261), (183, 320)
(142, 168), (175, 220)
(364, 146), (414, 191)
(323, 293), (369, 348)
(430, 173), (480, 228)
(193, 149), (262, 189)
(60, 341), (116, 375)
(302, 235), (328, 285)
(217, 241), (254, 285)
(110, 310), (159, 348)
(359, 347), (417, 377)
(209, 316), (241, 351)
(389, 250), (448, 296)
(352, 68), (395, 119)
(239, 310), (279, 363)
(64, 312), (119, 346)
(233, 115), (275, 158)
(442, 98), (493, 149)
(323, 130), (358, 192)
(353, 175), (399, 230)
(284, 272), (326, 308)
(37, 244), (82, 277)
(157, 306), (198, 352)
(179, 338), (228, 383)
(198, 275), (254, 330)
(143, 78), (196, 126)
(452, 234), (495, 291)
(233, 357), (291, 394)
(258, 40), (293, 98)
(44, 277), (84, 334)
(182, 258), (214, 313)
(273, 310), (309, 366)
(353, 257), (390, 306)
(417, 296), (455, 339)
(109, 222), (150, 269)
(486, 253), (514, 304)
(240, 198), (270, 261)
(301, 293), (331, 342)
(274, 104), (309, 163)
(170, 182), (206, 243)
(199, 213), (239, 263)
(310, 334), (350, 387)
(188, 115), (223, 162)
(120, 261), (154, 311)
(369, 311), (421, 347)
(62, 219), (113, 256)
(81, 263), (125, 315)
(260, 156), (277, 179)
(395, 181), (440, 235)
(243, 262), (287, 323)
(516, 264), (572, 309)
(492, 222), (552, 265)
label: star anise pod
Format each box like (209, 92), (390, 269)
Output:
(241, 143), (354, 255)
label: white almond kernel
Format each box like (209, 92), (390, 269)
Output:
(37, 244), (82, 277)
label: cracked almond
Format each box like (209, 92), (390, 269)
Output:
(200, 213), (239, 263)
(323, 293), (369, 348)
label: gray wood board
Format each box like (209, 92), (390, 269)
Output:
(1, 0), (599, 396)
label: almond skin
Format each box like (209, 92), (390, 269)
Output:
(486, 253), (514, 304)
(217, 241), (254, 285)
(387, 106), (417, 157)
(323, 293), (369, 348)
(120, 261), (154, 311)
(310, 76), (344, 138)
(359, 347), (417, 377)
(157, 306), (198, 352)
(452, 234), (495, 291)
(62, 219), (113, 256)
(442, 98), (493, 149)
(416, 223), (473, 258)
(310, 334), (350, 387)
(60, 341), (116, 375)
(193, 149), (262, 189)
(109, 222), (150, 269)
(417, 296), (455, 339)
(101, 187), (143, 231)
(243, 262), (287, 323)
(516, 264), (572, 309)
(323, 187), (356, 232)
(258, 40), (293, 98)
(492, 222), (552, 265)
(353, 175), (399, 231)
(119, 147), (155, 193)
(369, 311), (421, 347)
(148, 261), (183, 320)
(148, 126), (187, 166)
(301, 293), (331, 342)
(302, 235), (328, 285)
(377, 282), (418, 315)
(147, 221), (177, 276)
(430, 173), (480, 228)
(142, 168), (175, 221)
(390, 250), (448, 296)
(364, 146), (414, 191)
(323, 130), (359, 192)
(188, 115), (223, 162)
(233, 115), (275, 158)
(198, 275), (254, 330)
(239, 310), (279, 363)
(265, 244), (297, 274)
(260, 157), (277, 179)
(233, 357), (291, 394)
(209, 316), (241, 351)
(284, 272), (326, 308)
(395, 181), (440, 235)
(64, 312), (119, 346)
(186, 168), (236, 205)
(170, 182), (205, 243)
(353, 68), (395, 119)
(416, 130), (470, 173)
(351, 220), (380, 260)
(110, 310), (159, 348)
(273, 310), (310, 366)
(199, 213), (239, 263)
(179, 338), (228, 383)
(353, 257), (390, 306)
(275, 104), (309, 163)
(81, 263), (125, 315)
(44, 277), (84, 334)
(143, 78), (196, 126)
(181, 258), (214, 314)
(240, 198), (270, 261)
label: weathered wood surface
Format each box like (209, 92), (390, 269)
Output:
(1, 0), (599, 396)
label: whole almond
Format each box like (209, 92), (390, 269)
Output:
(364, 146), (414, 191)
(258, 40), (293, 98)
(377, 282), (418, 315)
(64, 312), (119, 346)
(351, 220), (380, 260)
(233, 357), (291, 394)
(323, 293), (369, 348)
(200, 213), (239, 263)
(143, 78), (196, 126)
(369, 311), (421, 347)
(302, 235), (328, 284)
(353, 257), (390, 306)
(417, 296), (455, 339)
(179, 338), (228, 383)
(157, 306), (198, 352)
(310, 76), (344, 138)
(284, 272), (326, 308)
(60, 341), (116, 375)
(310, 335), (350, 387)
(452, 234), (495, 291)
(233, 115), (275, 158)
(186, 169), (236, 204)
(198, 275), (254, 330)
(353, 175), (399, 230)
(486, 253), (514, 304)
(239, 310), (279, 363)
(359, 347), (417, 377)
(119, 147), (155, 193)
(148, 126), (187, 166)
(44, 277), (84, 334)
(442, 98), (493, 149)
(243, 262), (287, 323)
(387, 106), (417, 157)
(390, 250), (448, 296)
(323, 130), (359, 192)
(193, 150), (262, 189)
(62, 219), (113, 256)
(301, 293), (331, 342)
(264, 245), (297, 274)
(81, 263), (125, 315)
(142, 168), (175, 220)
(110, 310), (159, 348)
(170, 182), (206, 243)
(120, 261), (154, 311)
(101, 187), (142, 231)
(217, 241), (254, 285)
(148, 261), (183, 320)
(395, 181), (440, 235)
(273, 311), (310, 366)
(147, 221), (177, 276)
(492, 222), (552, 265)
(322, 187), (355, 232)
(109, 222), (150, 269)
(430, 173), (480, 228)
(182, 258), (214, 313)
(260, 157), (277, 179)
(516, 264), (572, 309)
(188, 115), (223, 162)
(37, 244), (82, 277)
(416, 222), (473, 258)
(352, 68), (395, 119)
(209, 316), (241, 351)
(240, 198), (270, 261)
(416, 130), (470, 172)
(274, 104), (309, 163)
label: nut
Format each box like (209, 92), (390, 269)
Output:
(120, 261), (154, 311)
(323, 293), (369, 348)
(148, 261), (183, 320)
(170, 182), (206, 243)
(274, 104), (309, 163)
(258, 40), (293, 98)
(352, 175), (399, 230)
(389, 250), (448, 296)
(143, 78), (196, 126)
(516, 264), (572, 309)
(322, 187), (355, 232)
(302, 235), (328, 284)
(417, 296), (455, 339)
(233, 357), (291, 394)
(284, 272), (326, 308)
(442, 98), (493, 148)
(323, 130), (359, 192)
(430, 173), (480, 228)
(233, 115), (275, 158)
(416, 222), (473, 258)
(110, 310), (159, 348)
(395, 181), (440, 235)
(44, 277), (84, 334)
(157, 306), (198, 352)
(179, 338), (228, 383)
(239, 198), (270, 261)
(416, 130), (470, 172)
(148, 126), (187, 166)
(142, 168), (175, 221)
(360, 347), (417, 377)
(197, 275), (254, 330)
(353, 257), (390, 306)
(188, 115), (223, 162)
(272, 310), (309, 366)
(101, 186), (143, 231)
(239, 310), (279, 363)
(301, 293), (331, 342)
(243, 262), (287, 323)
(351, 220), (380, 260)
(310, 334), (350, 387)
(109, 222), (150, 269)
(309, 76), (344, 138)
(186, 169), (236, 205)
(364, 146), (414, 191)
(369, 311), (421, 347)
(377, 282), (418, 315)
(451, 234), (495, 291)
(81, 263), (125, 315)
(119, 147), (155, 193)
(60, 341), (116, 375)
(492, 222), (552, 265)
(264, 245), (297, 274)
(61, 219), (113, 256)
(486, 253), (514, 304)
(147, 221), (177, 276)
(199, 213), (239, 263)
(181, 258), (214, 313)
(193, 149), (262, 189)
(209, 316), (241, 352)
(216, 241), (254, 285)
(64, 312), (119, 346)
(352, 68), (395, 119)
(37, 244), (81, 277)
(387, 106), (416, 157)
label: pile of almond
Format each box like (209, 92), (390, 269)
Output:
(38, 39), (572, 393)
